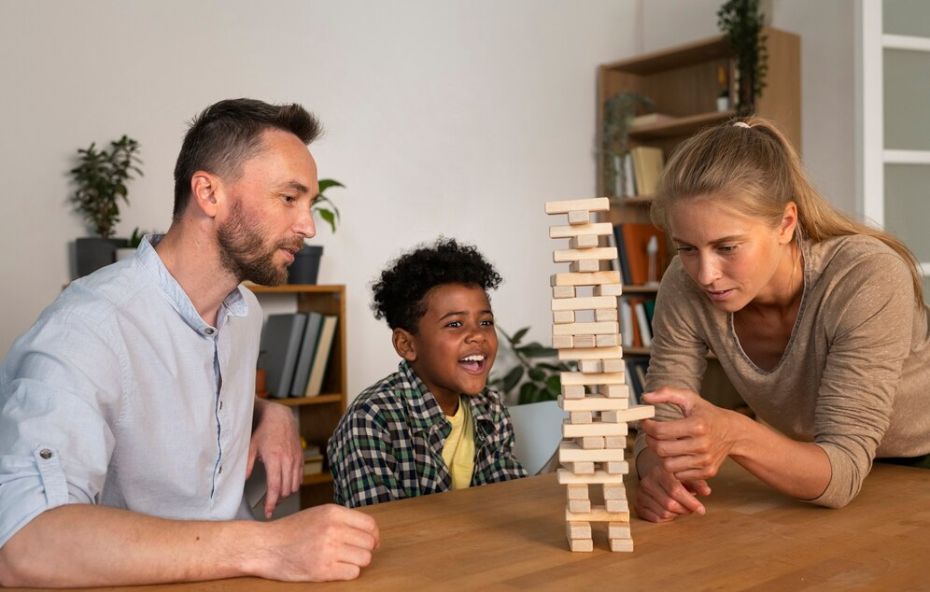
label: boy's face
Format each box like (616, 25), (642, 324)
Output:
(396, 283), (498, 407)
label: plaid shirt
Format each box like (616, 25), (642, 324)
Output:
(328, 361), (526, 507)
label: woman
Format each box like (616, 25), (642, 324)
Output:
(634, 117), (930, 523)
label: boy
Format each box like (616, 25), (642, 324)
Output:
(328, 238), (526, 507)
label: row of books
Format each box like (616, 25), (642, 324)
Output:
(625, 358), (651, 405)
(258, 312), (338, 398)
(612, 145), (665, 198)
(611, 223), (668, 286)
(619, 298), (654, 349)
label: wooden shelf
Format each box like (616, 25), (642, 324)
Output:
(303, 471), (334, 486)
(629, 110), (736, 140)
(610, 195), (654, 206)
(244, 282), (343, 294)
(624, 347), (651, 356)
(622, 284), (660, 295)
(276, 394), (342, 407)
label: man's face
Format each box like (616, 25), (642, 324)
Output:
(216, 129), (318, 285)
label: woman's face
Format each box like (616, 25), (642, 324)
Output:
(667, 196), (797, 312)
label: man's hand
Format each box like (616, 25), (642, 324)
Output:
(254, 504), (380, 582)
(634, 448), (711, 522)
(641, 386), (737, 482)
(248, 399), (303, 518)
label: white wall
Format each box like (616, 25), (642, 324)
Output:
(0, 0), (856, 401)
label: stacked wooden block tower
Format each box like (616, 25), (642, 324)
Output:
(545, 197), (655, 553)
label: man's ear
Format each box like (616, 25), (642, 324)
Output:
(190, 171), (221, 218)
(392, 328), (417, 362)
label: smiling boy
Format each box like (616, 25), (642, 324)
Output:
(328, 238), (526, 507)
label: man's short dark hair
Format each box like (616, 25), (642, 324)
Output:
(371, 238), (503, 334)
(172, 98), (322, 219)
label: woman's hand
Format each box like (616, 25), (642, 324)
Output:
(634, 447), (711, 522)
(641, 387), (739, 482)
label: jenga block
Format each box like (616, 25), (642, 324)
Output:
(573, 335), (597, 348)
(605, 461), (629, 474)
(603, 484), (627, 500)
(569, 411), (593, 424)
(553, 310), (575, 324)
(567, 485), (589, 500)
(545, 197), (610, 214)
(608, 523), (631, 539)
(569, 538), (594, 552)
(578, 436), (605, 449)
(562, 421), (629, 438)
(601, 358), (626, 374)
(551, 295), (617, 311)
(595, 308), (619, 322)
(567, 210), (590, 225)
(550, 271), (621, 287)
(578, 359), (601, 374)
(552, 285), (576, 299)
(560, 372), (625, 387)
(570, 234), (599, 249)
(565, 507), (630, 523)
(605, 436), (627, 449)
(557, 469), (624, 484)
(553, 247), (618, 263)
(549, 222), (613, 239)
(599, 405), (655, 423)
(568, 498), (592, 513)
(561, 396), (630, 412)
(605, 499), (629, 513)
(568, 461), (595, 474)
(609, 538), (634, 552)
(570, 259), (600, 273)
(559, 441), (624, 462)
(595, 283), (623, 296)
(596, 333), (620, 347)
(552, 335), (573, 349)
(561, 384), (585, 399)
(566, 521), (592, 539)
(598, 383), (630, 399)
(558, 345), (623, 361)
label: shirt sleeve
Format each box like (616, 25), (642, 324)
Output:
(0, 308), (122, 547)
(811, 252), (915, 508)
(473, 401), (527, 484)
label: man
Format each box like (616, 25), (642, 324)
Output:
(0, 99), (379, 587)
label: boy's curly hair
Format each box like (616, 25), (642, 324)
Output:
(371, 238), (502, 333)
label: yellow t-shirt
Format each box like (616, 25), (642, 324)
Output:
(441, 396), (475, 489)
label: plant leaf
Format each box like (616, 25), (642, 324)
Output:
(501, 366), (524, 393)
(511, 327), (529, 344)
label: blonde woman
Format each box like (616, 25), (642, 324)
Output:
(634, 118), (930, 523)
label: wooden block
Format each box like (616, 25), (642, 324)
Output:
(570, 259), (600, 273)
(578, 359), (601, 373)
(567, 210), (590, 225)
(578, 436), (605, 450)
(569, 538), (594, 552)
(601, 358), (626, 374)
(609, 538), (634, 552)
(559, 441), (624, 463)
(595, 308), (619, 322)
(608, 523), (631, 539)
(567, 485), (590, 500)
(599, 405), (655, 423)
(553, 310), (575, 324)
(605, 499), (629, 513)
(557, 469), (625, 484)
(603, 484), (627, 500)
(566, 506), (630, 523)
(558, 346), (623, 361)
(552, 285), (575, 299)
(573, 335), (597, 348)
(545, 197), (610, 214)
(560, 372), (625, 387)
(605, 436), (627, 449)
(549, 222), (613, 239)
(566, 521), (592, 539)
(605, 461), (629, 474)
(552, 335), (573, 349)
(550, 271), (621, 287)
(568, 498), (592, 513)
(553, 247), (618, 263)
(598, 383), (630, 399)
(562, 421), (629, 438)
(569, 411), (593, 424)
(560, 395), (629, 411)
(595, 283), (623, 296)
(551, 295), (616, 311)
(570, 234), (599, 249)
(596, 333), (620, 347)
(562, 384), (586, 399)
(568, 461), (595, 474)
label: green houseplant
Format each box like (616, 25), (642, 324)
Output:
(69, 135), (142, 276)
(490, 327), (575, 405)
(289, 178), (344, 284)
(600, 92), (654, 198)
(718, 0), (768, 116)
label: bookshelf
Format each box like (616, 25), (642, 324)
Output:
(247, 283), (346, 507)
(598, 28), (800, 413)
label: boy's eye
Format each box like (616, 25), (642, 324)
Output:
(480, 319), (495, 327)
(446, 320), (463, 328)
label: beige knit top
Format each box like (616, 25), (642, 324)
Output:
(636, 234), (930, 508)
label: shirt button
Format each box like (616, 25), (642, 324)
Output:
(218, 465), (223, 474)
(39, 449), (53, 459)
(204, 327), (216, 336)
(219, 400), (223, 410)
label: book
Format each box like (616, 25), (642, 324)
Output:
(304, 315), (338, 397)
(612, 224), (633, 285)
(634, 300), (652, 347)
(259, 313), (307, 398)
(630, 146), (664, 196)
(619, 299), (634, 347)
(289, 311), (324, 396)
(619, 223), (668, 286)
(623, 153), (635, 197)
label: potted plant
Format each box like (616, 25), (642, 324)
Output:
(69, 135), (142, 277)
(490, 326), (576, 405)
(115, 227), (153, 261)
(717, 0), (768, 116)
(600, 92), (653, 198)
(288, 178), (344, 285)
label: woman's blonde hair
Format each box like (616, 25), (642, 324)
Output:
(651, 116), (923, 304)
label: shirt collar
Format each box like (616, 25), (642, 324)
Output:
(397, 360), (497, 438)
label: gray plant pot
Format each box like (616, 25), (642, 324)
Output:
(75, 237), (127, 278)
(287, 245), (323, 285)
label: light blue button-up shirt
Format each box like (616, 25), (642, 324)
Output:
(0, 236), (263, 547)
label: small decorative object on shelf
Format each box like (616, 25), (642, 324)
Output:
(716, 65), (731, 112)
(289, 178), (345, 285)
(717, 0), (768, 115)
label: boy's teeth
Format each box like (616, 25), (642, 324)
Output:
(462, 354), (484, 362)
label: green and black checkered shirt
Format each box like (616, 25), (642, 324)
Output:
(328, 361), (526, 507)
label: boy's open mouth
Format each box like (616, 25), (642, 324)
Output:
(459, 353), (486, 373)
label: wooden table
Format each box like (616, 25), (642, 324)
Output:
(33, 462), (930, 591)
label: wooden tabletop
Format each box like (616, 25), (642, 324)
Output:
(32, 461), (930, 591)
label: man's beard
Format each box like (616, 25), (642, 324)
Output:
(217, 200), (300, 286)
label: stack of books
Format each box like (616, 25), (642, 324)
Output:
(258, 312), (339, 398)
